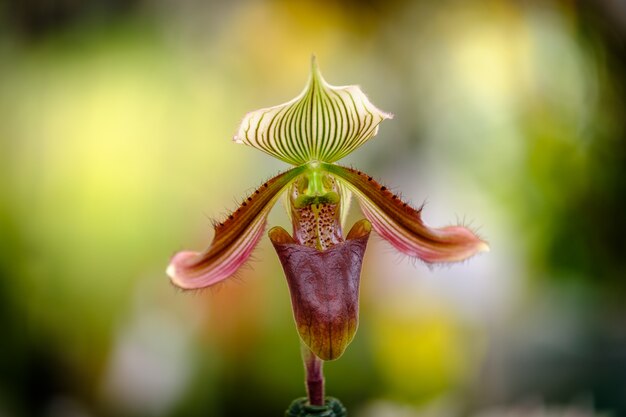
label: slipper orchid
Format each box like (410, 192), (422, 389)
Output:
(167, 57), (488, 407)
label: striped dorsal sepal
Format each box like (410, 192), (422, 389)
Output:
(234, 57), (392, 166)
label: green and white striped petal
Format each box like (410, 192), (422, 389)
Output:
(234, 57), (393, 166)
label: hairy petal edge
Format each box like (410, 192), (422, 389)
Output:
(323, 163), (489, 263)
(167, 165), (306, 289)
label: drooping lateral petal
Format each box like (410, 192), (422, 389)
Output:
(167, 165), (306, 289)
(269, 220), (372, 361)
(233, 57), (392, 165)
(323, 163), (489, 263)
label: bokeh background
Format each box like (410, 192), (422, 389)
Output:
(1, 0), (626, 416)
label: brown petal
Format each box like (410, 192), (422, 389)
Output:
(167, 165), (306, 289)
(323, 163), (489, 263)
(269, 220), (372, 360)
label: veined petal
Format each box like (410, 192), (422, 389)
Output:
(233, 57), (392, 165)
(323, 164), (489, 263)
(167, 165), (306, 289)
(336, 179), (353, 230)
(269, 220), (372, 361)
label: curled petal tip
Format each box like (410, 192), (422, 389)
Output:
(167, 251), (209, 290)
(424, 225), (489, 263)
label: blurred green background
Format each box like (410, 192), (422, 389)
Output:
(1, 0), (626, 416)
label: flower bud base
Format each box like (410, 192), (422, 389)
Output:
(285, 397), (347, 417)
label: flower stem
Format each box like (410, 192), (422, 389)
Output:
(300, 342), (324, 406)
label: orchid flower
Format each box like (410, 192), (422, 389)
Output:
(167, 57), (488, 409)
